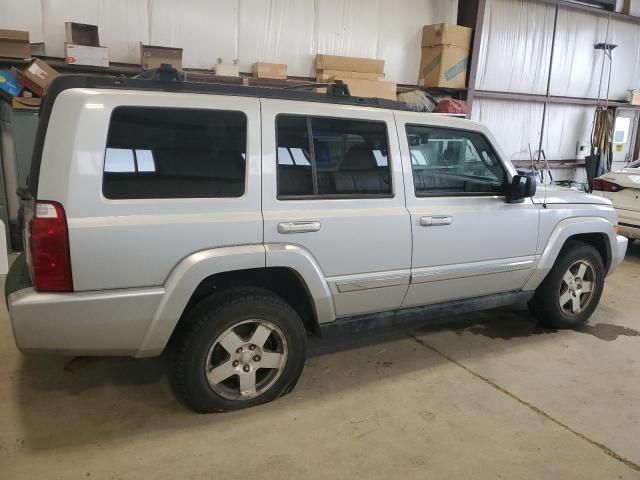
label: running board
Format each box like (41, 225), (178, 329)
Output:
(319, 291), (534, 337)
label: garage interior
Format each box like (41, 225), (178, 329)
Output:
(1, 0), (640, 478)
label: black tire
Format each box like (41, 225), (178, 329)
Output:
(170, 288), (307, 413)
(528, 240), (605, 329)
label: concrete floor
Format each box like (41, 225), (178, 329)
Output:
(1, 243), (640, 479)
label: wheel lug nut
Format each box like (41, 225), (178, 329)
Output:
(243, 365), (250, 372)
(232, 360), (239, 367)
(254, 355), (261, 362)
(236, 347), (242, 354)
(249, 344), (256, 351)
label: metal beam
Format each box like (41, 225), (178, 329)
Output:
(472, 89), (634, 108)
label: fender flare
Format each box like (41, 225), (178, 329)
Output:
(135, 243), (335, 357)
(523, 216), (616, 291)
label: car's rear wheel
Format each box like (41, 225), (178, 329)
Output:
(171, 288), (307, 413)
(528, 240), (605, 329)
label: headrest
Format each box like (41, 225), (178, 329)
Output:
(341, 144), (377, 171)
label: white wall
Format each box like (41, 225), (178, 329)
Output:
(0, 0), (457, 83)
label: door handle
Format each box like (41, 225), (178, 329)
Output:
(420, 216), (452, 227)
(277, 221), (321, 234)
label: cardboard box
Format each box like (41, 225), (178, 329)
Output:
(0, 29), (31, 59)
(252, 62), (287, 79)
(0, 69), (22, 97)
(317, 77), (396, 100)
(12, 97), (41, 110)
(422, 23), (472, 48)
(418, 45), (468, 89)
(317, 69), (384, 82)
(30, 42), (46, 56)
(140, 44), (183, 70)
(65, 22), (100, 46)
(65, 44), (109, 68)
(20, 59), (59, 96)
(213, 61), (239, 77)
(316, 54), (384, 74)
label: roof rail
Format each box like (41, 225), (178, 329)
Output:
(134, 63), (185, 82)
(326, 79), (350, 97)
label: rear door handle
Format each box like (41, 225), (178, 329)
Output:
(277, 221), (321, 234)
(420, 216), (452, 227)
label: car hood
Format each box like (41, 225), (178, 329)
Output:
(531, 185), (612, 205)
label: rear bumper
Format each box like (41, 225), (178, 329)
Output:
(6, 254), (164, 356)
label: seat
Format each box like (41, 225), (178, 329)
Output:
(331, 144), (389, 194)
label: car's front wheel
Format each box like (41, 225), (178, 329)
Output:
(528, 240), (605, 329)
(171, 288), (307, 413)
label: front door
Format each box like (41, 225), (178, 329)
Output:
(261, 99), (411, 318)
(394, 114), (540, 307)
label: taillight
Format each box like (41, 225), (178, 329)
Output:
(29, 201), (73, 292)
(593, 178), (625, 192)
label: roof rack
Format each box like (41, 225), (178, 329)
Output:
(42, 65), (410, 113)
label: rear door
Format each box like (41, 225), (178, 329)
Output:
(261, 99), (411, 318)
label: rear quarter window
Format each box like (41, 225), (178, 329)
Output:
(102, 106), (247, 199)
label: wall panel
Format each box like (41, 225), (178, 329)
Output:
(378, 0), (457, 84)
(237, 0), (316, 77)
(149, 0), (238, 69)
(2, 0), (457, 82)
(476, 0), (555, 94)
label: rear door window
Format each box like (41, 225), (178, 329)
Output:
(276, 115), (391, 198)
(103, 107), (247, 199)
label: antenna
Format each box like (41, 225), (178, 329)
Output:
(537, 4), (559, 208)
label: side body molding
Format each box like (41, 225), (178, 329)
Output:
(137, 245), (266, 357)
(523, 217), (617, 291)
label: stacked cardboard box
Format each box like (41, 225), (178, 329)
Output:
(252, 62), (287, 80)
(0, 29), (31, 59)
(315, 54), (396, 100)
(419, 23), (471, 89)
(65, 22), (109, 68)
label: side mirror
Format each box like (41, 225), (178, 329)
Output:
(506, 175), (536, 203)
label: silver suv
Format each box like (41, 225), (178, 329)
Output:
(5, 73), (627, 412)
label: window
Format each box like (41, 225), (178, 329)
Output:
(406, 125), (507, 196)
(277, 115), (391, 197)
(103, 107), (247, 199)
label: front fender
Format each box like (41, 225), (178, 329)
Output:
(523, 216), (622, 291)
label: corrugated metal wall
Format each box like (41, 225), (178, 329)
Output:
(472, 0), (640, 166)
(0, 0), (457, 83)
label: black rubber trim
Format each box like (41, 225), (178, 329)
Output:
(619, 222), (639, 229)
(4, 253), (32, 302)
(319, 290), (534, 337)
(28, 74), (410, 198)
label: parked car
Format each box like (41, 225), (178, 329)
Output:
(5, 72), (627, 412)
(593, 160), (640, 243)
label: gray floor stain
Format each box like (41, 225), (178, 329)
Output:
(460, 318), (640, 342)
(575, 323), (640, 342)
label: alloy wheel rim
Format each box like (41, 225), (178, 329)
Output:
(559, 259), (596, 316)
(204, 319), (288, 400)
